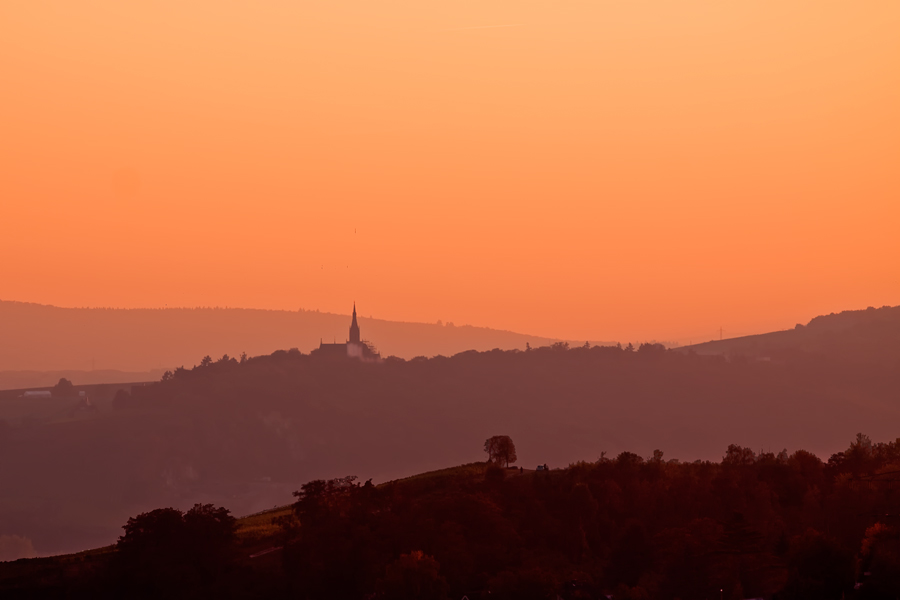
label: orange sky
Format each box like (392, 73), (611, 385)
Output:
(1, 1), (898, 343)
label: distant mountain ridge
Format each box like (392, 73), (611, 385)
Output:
(0, 300), (611, 373)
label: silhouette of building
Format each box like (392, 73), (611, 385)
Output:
(315, 303), (379, 359)
(349, 303), (360, 344)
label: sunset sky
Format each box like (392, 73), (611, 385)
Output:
(2, 1), (898, 343)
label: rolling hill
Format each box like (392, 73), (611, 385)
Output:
(681, 304), (900, 366)
(0, 300), (607, 378)
(1, 312), (898, 558)
(2, 443), (899, 599)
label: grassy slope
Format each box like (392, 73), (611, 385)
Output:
(0, 462), (495, 585)
(235, 462), (494, 548)
(682, 304), (900, 361)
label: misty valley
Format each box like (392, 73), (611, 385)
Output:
(1, 306), (900, 598)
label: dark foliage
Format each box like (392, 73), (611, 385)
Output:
(111, 388), (132, 409)
(52, 378), (77, 397)
(4, 435), (900, 598)
(112, 503), (237, 598)
(268, 435), (900, 600)
(484, 435), (518, 467)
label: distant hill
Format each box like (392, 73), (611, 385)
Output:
(681, 304), (900, 365)
(0, 369), (164, 392)
(0, 300), (608, 374)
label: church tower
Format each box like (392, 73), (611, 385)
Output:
(349, 302), (361, 344)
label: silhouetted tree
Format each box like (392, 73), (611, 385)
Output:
(484, 435), (517, 467)
(724, 444), (756, 466)
(183, 503), (238, 573)
(638, 342), (665, 356)
(114, 503), (236, 597)
(53, 377), (76, 396)
(843, 432), (875, 475)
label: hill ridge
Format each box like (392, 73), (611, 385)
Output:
(0, 299), (614, 372)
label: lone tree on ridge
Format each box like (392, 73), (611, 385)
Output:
(484, 435), (517, 468)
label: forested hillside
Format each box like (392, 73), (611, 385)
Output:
(3, 436), (900, 599)
(1, 338), (898, 556)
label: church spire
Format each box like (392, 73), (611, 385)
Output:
(349, 302), (360, 344)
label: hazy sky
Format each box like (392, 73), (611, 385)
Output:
(2, 1), (898, 342)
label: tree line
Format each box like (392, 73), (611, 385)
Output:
(5, 433), (900, 599)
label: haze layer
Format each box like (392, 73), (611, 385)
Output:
(0, 300), (575, 373)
